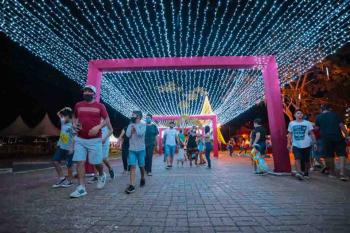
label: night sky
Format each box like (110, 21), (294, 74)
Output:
(0, 33), (129, 133)
(0, 32), (266, 137)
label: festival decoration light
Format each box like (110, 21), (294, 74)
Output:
(2, 0), (350, 124)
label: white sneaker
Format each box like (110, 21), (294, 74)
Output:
(97, 172), (107, 189)
(70, 185), (87, 198)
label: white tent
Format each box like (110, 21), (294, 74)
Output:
(0, 116), (32, 136)
(29, 114), (60, 136)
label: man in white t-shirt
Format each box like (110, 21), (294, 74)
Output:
(163, 122), (179, 168)
(287, 109), (316, 180)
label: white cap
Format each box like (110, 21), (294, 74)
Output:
(83, 85), (96, 94)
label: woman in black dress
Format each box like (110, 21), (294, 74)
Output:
(186, 126), (199, 166)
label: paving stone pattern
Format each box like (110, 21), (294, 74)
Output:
(0, 154), (349, 233)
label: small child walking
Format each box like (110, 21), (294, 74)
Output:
(52, 107), (75, 188)
(177, 144), (186, 166)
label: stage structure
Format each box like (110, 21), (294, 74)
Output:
(86, 56), (291, 173)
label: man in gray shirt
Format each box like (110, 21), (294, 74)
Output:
(125, 110), (146, 194)
(144, 114), (159, 176)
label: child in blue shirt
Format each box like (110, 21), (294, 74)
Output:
(52, 107), (75, 188)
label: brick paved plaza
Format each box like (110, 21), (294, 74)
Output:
(0, 154), (349, 233)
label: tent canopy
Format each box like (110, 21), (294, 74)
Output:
(30, 114), (60, 136)
(0, 114), (59, 137)
(0, 116), (32, 136)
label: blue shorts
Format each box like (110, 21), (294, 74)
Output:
(128, 150), (146, 167)
(53, 147), (73, 168)
(198, 144), (205, 152)
(165, 145), (176, 158)
(73, 137), (103, 165)
(102, 140), (110, 159)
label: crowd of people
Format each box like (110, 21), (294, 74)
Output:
(50, 85), (349, 199)
(226, 137), (250, 157)
(51, 85), (214, 197)
(51, 85), (114, 198)
(288, 105), (350, 181)
(162, 124), (213, 169)
(224, 106), (350, 180)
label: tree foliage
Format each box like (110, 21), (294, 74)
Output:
(282, 45), (350, 121)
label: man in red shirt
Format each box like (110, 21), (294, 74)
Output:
(70, 85), (112, 198)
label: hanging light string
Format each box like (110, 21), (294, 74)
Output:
(2, 0), (350, 124)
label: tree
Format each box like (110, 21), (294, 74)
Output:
(282, 47), (350, 121)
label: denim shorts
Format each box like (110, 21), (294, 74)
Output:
(128, 150), (146, 167)
(165, 145), (177, 157)
(53, 147), (73, 168)
(73, 137), (103, 165)
(102, 140), (110, 159)
(198, 144), (205, 152)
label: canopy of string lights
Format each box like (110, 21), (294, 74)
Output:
(2, 0), (350, 124)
